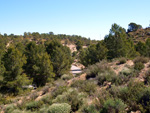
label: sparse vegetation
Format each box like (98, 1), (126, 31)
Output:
(1, 22), (150, 113)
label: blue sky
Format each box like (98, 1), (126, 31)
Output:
(0, 0), (150, 40)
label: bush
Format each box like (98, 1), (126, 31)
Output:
(138, 87), (150, 113)
(29, 91), (39, 100)
(134, 62), (144, 71)
(26, 100), (43, 111)
(118, 58), (126, 64)
(53, 89), (83, 112)
(71, 80), (96, 94)
(48, 103), (71, 113)
(144, 70), (150, 85)
(4, 104), (16, 113)
(51, 86), (67, 98)
(80, 104), (98, 113)
(85, 61), (110, 79)
(96, 70), (117, 85)
(61, 74), (73, 80)
(100, 98), (127, 113)
(41, 95), (53, 105)
(134, 56), (149, 64)
(41, 86), (50, 95)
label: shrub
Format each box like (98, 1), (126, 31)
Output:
(118, 58), (126, 64)
(41, 95), (53, 105)
(100, 98), (127, 113)
(51, 86), (67, 98)
(48, 103), (71, 113)
(80, 104), (98, 113)
(96, 70), (117, 85)
(4, 104), (16, 113)
(85, 61), (110, 79)
(144, 70), (150, 85)
(26, 100), (43, 111)
(53, 89), (83, 112)
(61, 74), (73, 80)
(138, 87), (150, 113)
(41, 86), (50, 95)
(134, 62), (144, 71)
(71, 80), (96, 94)
(29, 91), (39, 100)
(134, 56), (149, 64)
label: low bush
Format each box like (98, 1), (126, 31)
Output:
(144, 69), (150, 85)
(118, 58), (127, 65)
(134, 56), (149, 64)
(4, 104), (16, 113)
(61, 74), (73, 80)
(85, 61), (110, 79)
(51, 86), (67, 98)
(26, 100), (43, 111)
(100, 98), (127, 113)
(96, 70), (117, 85)
(41, 95), (53, 105)
(71, 80), (96, 94)
(53, 89), (83, 112)
(134, 62), (144, 71)
(41, 86), (49, 95)
(80, 104), (98, 113)
(48, 103), (71, 113)
(138, 87), (150, 113)
(29, 91), (39, 100)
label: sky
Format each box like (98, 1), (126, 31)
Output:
(0, 0), (150, 40)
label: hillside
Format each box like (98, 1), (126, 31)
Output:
(0, 23), (150, 113)
(128, 27), (150, 43)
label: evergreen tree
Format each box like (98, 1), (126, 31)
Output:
(3, 47), (30, 94)
(104, 23), (137, 59)
(79, 41), (108, 66)
(76, 40), (83, 51)
(135, 41), (147, 56)
(46, 40), (72, 77)
(25, 42), (54, 86)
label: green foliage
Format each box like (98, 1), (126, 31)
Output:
(25, 42), (54, 86)
(105, 23), (137, 59)
(46, 40), (72, 77)
(96, 70), (117, 85)
(144, 70), (150, 85)
(26, 100), (43, 111)
(85, 61), (110, 79)
(135, 41), (147, 56)
(71, 80), (96, 94)
(118, 57), (126, 64)
(133, 56), (149, 64)
(51, 86), (67, 98)
(76, 40), (83, 51)
(134, 62), (144, 71)
(53, 89), (83, 111)
(4, 104), (16, 113)
(79, 41), (108, 66)
(128, 22), (142, 32)
(81, 104), (98, 113)
(100, 98), (127, 113)
(2, 47), (30, 94)
(61, 74), (73, 80)
(48, 103), (71, 113)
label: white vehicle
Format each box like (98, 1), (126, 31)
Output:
(22, 84), (37, 89)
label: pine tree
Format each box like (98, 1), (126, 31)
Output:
(3, 47), (30, 94)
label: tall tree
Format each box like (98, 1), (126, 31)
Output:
(3, 47), (30, 94)
(25, 42), (54, 86)
(46, 40), (72, 77)
(79, 41), (108, 66)
(128, 22), (142, 32)
(104, 23), (137, 59)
